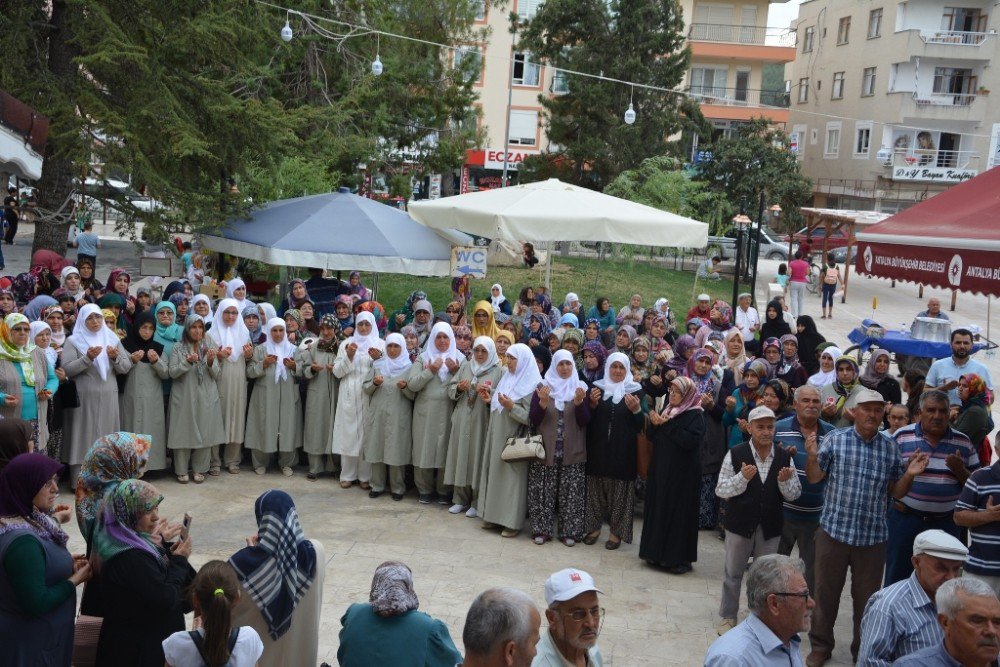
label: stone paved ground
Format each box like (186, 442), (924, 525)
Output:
(15, 225), (996, 665)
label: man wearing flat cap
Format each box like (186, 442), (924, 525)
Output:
(715, 406), (802, 635)
(858, 529), (969, 666)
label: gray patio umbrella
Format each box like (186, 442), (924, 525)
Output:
(200, 188), (471, 276)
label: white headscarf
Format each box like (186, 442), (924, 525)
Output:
(264, 317), (296, 384)
(490, 284), (505, 311)
(226, 278), (247, 303)
(70, 303), (119, 380)
(593, 352), (642, 404)
(423, 321), (464, 382)
(491, 343), (542, 412)
(653, 298), (669, 315)
(376, 333), (413, 378)
(190, 294), (214, 325)
(543, 349), (587, 410)
(563, 292), (579, 309)
(470, 336), (499, 377)
(350, 311), (385, 355)
(808, 346), (843, 388)
(209, 298), (251, 362)
(258, 302), (278, 323)
(30, 321), (57, 366)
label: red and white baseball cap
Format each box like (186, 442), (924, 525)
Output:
(544, 568), (603, 605)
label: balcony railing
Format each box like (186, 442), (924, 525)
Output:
(687, 23), (796, 47)
(890, 148), (978, 169)
(919, 30), (990, 45)
(688, 87), (790, 108)
(913, 91), (978, 106)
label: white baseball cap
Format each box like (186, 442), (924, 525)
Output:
(748, 406), (776, 422)
(544, 568), (603, 605)
(698, 293), (711, 302)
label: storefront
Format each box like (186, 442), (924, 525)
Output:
(460, 148), (539, 192)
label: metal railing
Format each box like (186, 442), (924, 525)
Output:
(913, 91), (978, 106)
(687, 87), (790, 108)
(687, 23), (796, 46)
(890, 148), (979, 169)
(920, 30), (990, 45)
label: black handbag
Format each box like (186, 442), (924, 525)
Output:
(54, 379), (80, 410)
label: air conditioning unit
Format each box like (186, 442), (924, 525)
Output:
(876, 147), (893, 166)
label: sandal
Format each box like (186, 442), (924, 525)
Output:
(340, 480), (354, 489)
(359, 482), (371, 490)
(605, 538), (621, 550)
(582, 531), (600, 546)
(192, 473), (205, 484)
(176, 474), (189, 484)
(561, 537), (576, 547)
(500, 529), (520, 538)
(208, 466), (221, 476)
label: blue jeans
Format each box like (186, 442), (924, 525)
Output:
(884, 504), (963, 586)
(821, 283), (836, 308)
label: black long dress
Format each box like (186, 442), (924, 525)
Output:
(95, 548), (195, 666)
(639, 409), (707, 568)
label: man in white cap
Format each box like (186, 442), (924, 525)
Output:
(804, 388), (930, 666)
(857, 529), (969, 666)
(533, 568), (604, 666)
(687, 293), (713, 325)
(715, 406), (802, 635)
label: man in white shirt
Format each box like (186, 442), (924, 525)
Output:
(735, 293), (761, 349)
(532, 569), (604, 666)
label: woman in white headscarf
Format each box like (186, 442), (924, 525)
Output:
(245, 318), (302, 476)
(444, 336), (502, 517)
(583, 352), (645, 550)
(61, 303), (133, 484)
(167, 314), (225, 483)
(189, 294), (214, 329)
(477, 343), (542, 538)
(332, 311), (384, 488)
(489, 284), (511, 316)
(807, 345), (842, 389)
(225, 278), (249, 313)
(208, 298), (254, 474)
(406, 322), (464, 504)
(527, 349), (591, 546)
(298, 314), (342, 481)
(362, 333), (414, 499)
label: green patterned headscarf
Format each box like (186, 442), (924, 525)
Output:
(91, 479), (165, 567)
(0, 313), (36, 387)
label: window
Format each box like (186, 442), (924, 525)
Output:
(517, 0), (544, 20)
(798, 77), (809, 103)
(854, 122), (872, 157)
(825, 122), (842, 157)
(802, 26), (815, 53)
(551, 69), (569, 94)
(837, 17), (851, 44)
(868, 8), (883, 38)
(862, 67), (877, 96)
(473, 0), (486, 20)
(512, 53), (540, 86)
(691, 66), (728, 97)
(453, 46), (483, 84)
(933, 67), (976, 104)
(832, 72), (845, 99)
(507, 109), (538, 146)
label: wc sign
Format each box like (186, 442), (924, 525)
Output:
(451, 246), (488, 279)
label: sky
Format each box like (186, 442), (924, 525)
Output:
(768, 0), (804, 30)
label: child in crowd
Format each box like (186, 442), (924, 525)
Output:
(885, 403), (911, 435)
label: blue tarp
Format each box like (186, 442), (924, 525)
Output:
(848, 319), (986, 359)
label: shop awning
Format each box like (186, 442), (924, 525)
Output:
(855, 167), (1000, 298)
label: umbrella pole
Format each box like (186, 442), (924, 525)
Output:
(372, 273), (380, 303)
(545, 241), (553, 291)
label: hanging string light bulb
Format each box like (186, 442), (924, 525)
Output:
(372, 34), (383, 76)
(280, 13), (293, 42)
(624, 85), (636, 125)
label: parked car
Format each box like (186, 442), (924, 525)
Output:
(828, 245), (857, 264)
(706, 226), (790, 262)
(785, 226), (852, 252)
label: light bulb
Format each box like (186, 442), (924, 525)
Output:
(280, 20), (293, 42)
(624, 103), (636, 125)
(372, 55), (383, 76)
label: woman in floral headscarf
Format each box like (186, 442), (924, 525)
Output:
(92, 479), (196, 667)
(774, 334), (808, 389)
(954, 374), (994, 455)
(299, 314), (342, 481)
(580, 340), (607, 386)
(520, 311), (550, 348)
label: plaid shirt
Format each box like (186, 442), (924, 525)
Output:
(817, 426), (905, 546)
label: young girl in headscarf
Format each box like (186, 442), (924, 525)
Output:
(245, 318), (302, 476)
(332, 311), (384, 488)
(209, 298), (254, 475)
(400, 324), (420, 362)
(859, 348), (902, 405)
(362, 332), (414, 498)
(722, 359), (766, 448)
(298, 314), (342, 481)
(759, 299), (791, 341)
(120, 312), (168, 471)
(820, 356), (862, 427)
(775, 334), (808, 389)
(445, 336), (501, 516)
(167, 314), (225, 484)
(60, 266), (86, 303)
(104, 268), (137, 324)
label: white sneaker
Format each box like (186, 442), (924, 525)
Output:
(448, 504), (467, 514)
(465, 507), (478, 518)
(281, 467), (293, 477)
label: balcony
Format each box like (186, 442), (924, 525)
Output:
(886, 90), (985, 124)
(690, 87), (790, 122)
(888, 148), (979, 170)
(687, 23), (796, 63)
(894, 29), (994, 61)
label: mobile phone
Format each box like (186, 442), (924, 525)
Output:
(181, 513), (192, 540)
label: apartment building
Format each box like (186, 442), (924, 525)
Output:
(678, 0), (796, 149)
(788, 0), (1000, 213)
(457, 0), (796, 191)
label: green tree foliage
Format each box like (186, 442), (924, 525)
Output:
(517, 0), (691, 190)
(0, 0), (492, 253)
(694, 117), (812, 231)
(604, 155), (726, 222)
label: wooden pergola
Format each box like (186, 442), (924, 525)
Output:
(788, 208), (890, 303)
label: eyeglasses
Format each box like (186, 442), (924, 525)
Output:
(446, 309), (457, 313)
(772, 591), (811, 600)
(564, 606), (605, 622)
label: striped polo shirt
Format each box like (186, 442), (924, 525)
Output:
(956, 462), (1000, 576)
(776, 415), (834, 522)
(893, 423), (980, 515)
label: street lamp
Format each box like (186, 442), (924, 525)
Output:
(731, 213), (751, 308)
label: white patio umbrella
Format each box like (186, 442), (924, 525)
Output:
(408, 178), (708, 247)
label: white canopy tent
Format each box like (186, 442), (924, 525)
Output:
(408, 178), (709, 247)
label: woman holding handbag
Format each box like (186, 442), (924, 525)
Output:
(527, 349), (590, 547)
(582, 352), (645, 550)
(477, 343), (542, 539)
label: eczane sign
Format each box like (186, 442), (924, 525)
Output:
(892, 166), (977, 183)
(484, 149), (538, 171)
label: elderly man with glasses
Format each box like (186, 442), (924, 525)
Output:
(532, 568), (604, 666)
(705, 554), (814, 666)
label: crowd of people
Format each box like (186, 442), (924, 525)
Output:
(0, 249), (997, 665)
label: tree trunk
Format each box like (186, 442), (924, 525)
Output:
(31, 1), (80, 257)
